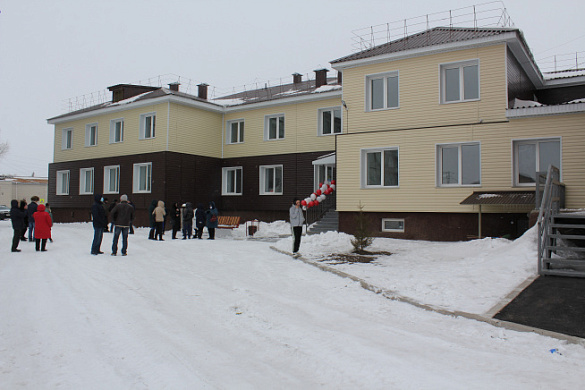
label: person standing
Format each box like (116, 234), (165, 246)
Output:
(45, 203), (54, 242)
(148, 199), (158, 240)
(205, 201), (219, 240)
(19, 200), (28, 241)
(110, 194), (135, 256)
(33, 204), (52, 252)
(182, 202), (194, 239)
(108, 199), (118, 232)
(10, 199), (26, 252)
(27, 195), (39, 242)
(170, 202), (181, 239)
(152, 200), (166, 241)
(289, 198), (305, 255)
(194, 203), (206, 239)
(91, 194), (107, 255)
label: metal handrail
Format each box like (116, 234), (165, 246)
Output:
(537, 165), (564, 274)
(305, 193), (336, 227)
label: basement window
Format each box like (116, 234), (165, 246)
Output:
(382, 218), (404, 233)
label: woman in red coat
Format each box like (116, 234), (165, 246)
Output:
(33, 204), (52, 252)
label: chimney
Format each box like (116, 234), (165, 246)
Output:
(314, 68), (329, 88)
(198, 83), (208, 100)
(168, 82), (180, 92)
(292, 73), (302, 84)
(337, 71), (342, 85)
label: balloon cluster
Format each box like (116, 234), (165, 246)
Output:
(301, 180), (336, 208)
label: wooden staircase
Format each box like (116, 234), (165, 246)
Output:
(541, 213), (585, 277)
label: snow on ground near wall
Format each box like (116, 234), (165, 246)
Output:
(1, 221), (584, 389)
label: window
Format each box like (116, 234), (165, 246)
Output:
(104, 165), (120, 194)
(133, 163), (152, 193)
(319, 107), (342, 135)
(382, 218), (405, 233)
(79, 168), (94, 195)
(56, 170), (70, 195)
(437, 142), (481, 186)
(85, 123), (98, 147)
(265, 114), (285, 140)
(62, 128), (73, 150)
(227, 120), (244, 144)
(514, 138), (561, 186)
(140, 113), (156, 139)
(109, 118), (124, 143)
(362, 148), (399, 188)
(315, 164), (335, 190)
(259, 165), (283, 195)
(366, 72), (399, 111)
(441, 60), (479, 103)
(222, 167), (243, 195)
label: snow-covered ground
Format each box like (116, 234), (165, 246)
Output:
(1, 220), (584, 389)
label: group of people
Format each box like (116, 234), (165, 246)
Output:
(167, 201), (218, 240)
(10, 195), (53, 253)
(90, 194), (219, 256)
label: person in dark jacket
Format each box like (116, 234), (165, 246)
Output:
(27, 195), (39, 242)
(182, 202), (194, 239)
(33, 204), (52, 252)
(170, 202), (181, 239)
(10, 199), (26, 252)
(108, 199), (118, 232)
(110, 194), (135, 256)
(148, 199), (158, 239)
(205, 201), (219, 240)
(91, 194), (108, 255)
(194, 203), (206, 239)
(19, 199), (28, 241)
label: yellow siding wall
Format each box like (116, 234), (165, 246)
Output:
(166, 104), (223, 157)
(336, 113), (585, 213)
(340, 44), (508, 132)
(53, 102), (169, 163)
(222, 97), (341, 158)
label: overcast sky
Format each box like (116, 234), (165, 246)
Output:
(0, 0), (583, 177)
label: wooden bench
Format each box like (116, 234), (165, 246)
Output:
(217, 216), (241, 229)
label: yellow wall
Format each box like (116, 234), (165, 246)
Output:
(166, 103), (223, 157)
(222, 97), (341, 158)
(336, 112), (585, 213)
(340, 44), (508, 133)
(53, 102), (169, 163)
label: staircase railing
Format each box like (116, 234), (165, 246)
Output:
(537, 165), (564, 275)
(305, 193), (336, 227)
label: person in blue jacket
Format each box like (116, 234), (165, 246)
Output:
(205, 201), (219, 240)
(91, 194), (108, 255)
(10, 199), (26, 252)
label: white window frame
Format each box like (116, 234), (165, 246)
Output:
(259, 164), (283, 195)
(264, 114), (285, 141)
(513, 138), (562, 187)
(318, 107), (342, 135)
(436, 142), (481, 187)
(62, 128), (73, 150)
(79, 168), (94, 195)
(85, 123), (98, 147)
(222, 166), (243, 195)
(361, 147), (399, 188)
(382, 218), (405, 233)
(56, 170), (70, 195)
(365, 71), (399, 111)
(103, 165), (120, 194)
(139, 112), (156, 140)
(226, 119), (244, 144)
(109, 118), (124, 143)
(133, 162), (152, 193)
(440, 59), (480, 104)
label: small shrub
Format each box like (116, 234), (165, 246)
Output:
(351, 202), (373, 254)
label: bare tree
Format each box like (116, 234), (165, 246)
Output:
(0, 141), (8, 158)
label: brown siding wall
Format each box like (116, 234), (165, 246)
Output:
(47, 150), (330, 226)
(507, 48), (536, 107)
(536, 84), (585, 105)
(339, 211), (530, 241)
(220, 150), (334, 218)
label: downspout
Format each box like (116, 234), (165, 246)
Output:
(221, 112), (225, 158)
